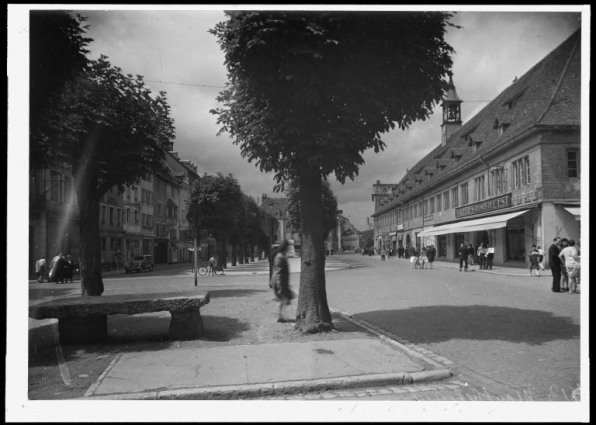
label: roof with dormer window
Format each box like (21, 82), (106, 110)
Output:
(372, 29), (580, 218)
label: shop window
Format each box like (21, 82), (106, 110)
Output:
(429, 198), (435, 214)
(443, 191), (450, 210)
(436, 194), (442, 212)
(567, 149), (580, 178)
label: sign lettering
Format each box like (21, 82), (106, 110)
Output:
(455, 193), (512, 218)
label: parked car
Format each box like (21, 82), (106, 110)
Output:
(125, 255), (153, 273)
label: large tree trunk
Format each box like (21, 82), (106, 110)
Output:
(231, 243), (237, 266)
(294, 168), (333, 333)
(75, 174), (104, 296)
(218, 237), (227, 271)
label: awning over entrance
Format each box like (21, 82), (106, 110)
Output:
(418, 210), (529, 237)
(563, 207), (580, 220)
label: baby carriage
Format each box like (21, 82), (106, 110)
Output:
(411, 255), (423, 269)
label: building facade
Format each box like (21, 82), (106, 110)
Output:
(372, 30), (581, 268)
(29, 146), (200, 275)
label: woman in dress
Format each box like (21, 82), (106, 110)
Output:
(269, 240), (294, 322)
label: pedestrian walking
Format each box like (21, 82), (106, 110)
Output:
(49, 253), (66, 284)
(485, 244), (494, 270)
(548, 237), (562, 292)
(427, 244), (436, 269)
(558, 239), (570, 291)
(208, 255), (219, 276)
(381, 247), (386, 261)
(529, 245), (541, 276)
(420, 246), (429, 269)
(64, 255), (74, 283)
(269, 239), (294, 323)
(477, 243), (487, 270)
(35, 257), (47, 283)
(537, 246), (546, 271)
(559, 239), (580, 294)
(458, 243), (468, 272)
(467, 244), (475, 266)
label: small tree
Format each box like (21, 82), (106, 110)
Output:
(187, 173), (243, 271)
(211, 11), (455, 332)
(32, 51), (175, 295)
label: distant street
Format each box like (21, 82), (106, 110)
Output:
(324, 254), (581, 401)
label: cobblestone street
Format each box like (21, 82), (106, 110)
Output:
(324, 254), (582, 401)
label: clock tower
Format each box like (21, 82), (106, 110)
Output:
(441, 76), (463, 146)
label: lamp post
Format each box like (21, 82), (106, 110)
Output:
(187, 205), (203, 287)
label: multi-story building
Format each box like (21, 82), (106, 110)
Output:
(122, 181), (143, 262)
(372, 30), (581, 268)
(338, 214), (360, 252)
(99, 185), (124, 268)
(29, 144), (201, 275)
(29, 165), (79, 268)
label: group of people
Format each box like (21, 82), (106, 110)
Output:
(35, 253), (75, 284)
(457, 242), (495, 272)
(411, 245), (436, 269)
(549, 237), (581, 294)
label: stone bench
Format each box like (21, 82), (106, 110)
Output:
(29, 291), (210, 345)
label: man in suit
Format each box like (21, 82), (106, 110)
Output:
(548, 237), (562, 292)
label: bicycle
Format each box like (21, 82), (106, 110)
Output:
(197, 265), (209, 276)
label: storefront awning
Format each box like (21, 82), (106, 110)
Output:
(563, 207), (580, 220)
(418, 210), (529, 237)
(389, 232), (397, 236)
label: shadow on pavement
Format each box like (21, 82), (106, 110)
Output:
(209, 288), (265, 298)
(356, 305), (579, 345)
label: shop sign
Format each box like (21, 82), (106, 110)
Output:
(455, 193), (512, 218)
(512, 188), (542, 206)
(397, 224), (404, 231)
(423, 214), (434, 223)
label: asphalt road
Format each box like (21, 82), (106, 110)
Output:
(323, 254), (582, 401)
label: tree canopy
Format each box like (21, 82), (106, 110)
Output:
(187, 173), (243, 240)
(210, 11), (457, 189)
(30, 10), (92, 169)
(34, 55), (176, 193)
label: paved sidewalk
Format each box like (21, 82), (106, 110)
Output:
(82, 339), (451, 400)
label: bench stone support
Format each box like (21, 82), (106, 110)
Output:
(169, 309), (204, 340)
(58, 315), (108, 344)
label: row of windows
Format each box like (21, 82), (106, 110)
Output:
(377, 151), (583, 228)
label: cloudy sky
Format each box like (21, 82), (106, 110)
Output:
(16, 6), (584, 230)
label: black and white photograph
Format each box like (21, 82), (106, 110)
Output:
(7, 4), (589, 422)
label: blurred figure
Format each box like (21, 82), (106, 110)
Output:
(427, 244), (436, 269)
(35, 257), (47, 283)
(64, 255), (74, 283)
(269, 240), (294, 323)
(49, 253), (66, 284)
(529, 244), (540, 276)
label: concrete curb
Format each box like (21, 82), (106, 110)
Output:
(80, 369), (453, 400)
